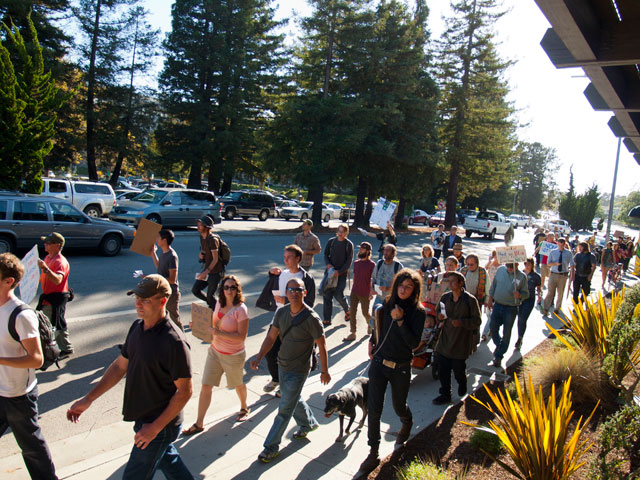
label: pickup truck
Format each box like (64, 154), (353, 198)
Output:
(545, 219), (571, 237)
(463, 210), (511, 240)
(42, 178), (116, 217)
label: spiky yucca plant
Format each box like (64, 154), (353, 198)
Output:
(547, 290), (623, 359)
(463, 375), (598, 480)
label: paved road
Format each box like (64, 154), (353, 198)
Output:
(1, 222), (636, 459)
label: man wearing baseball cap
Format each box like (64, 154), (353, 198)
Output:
(293, 219), (321, 270)
(38, 232), (73, 357)
(192, 215), (223, 310)
(67, 275), (194, 479)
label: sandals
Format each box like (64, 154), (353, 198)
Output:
(236, 408), (251, 422)
(182, 424), (204, 436)
(344, 311), (351, 322)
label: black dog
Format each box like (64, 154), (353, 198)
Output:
(324, 377), (368, 442)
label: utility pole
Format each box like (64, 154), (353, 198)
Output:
(605, 137), (622, 242)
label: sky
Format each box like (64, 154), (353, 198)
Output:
(141, 0), (639, 197)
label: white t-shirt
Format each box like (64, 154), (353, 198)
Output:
(277, 270), (304, 304)
(0, 296), (39, 397)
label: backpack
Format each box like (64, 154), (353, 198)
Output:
(376, 259), (401, 275)
(8, 304), (61, 371)
(214, 234), (231, 266)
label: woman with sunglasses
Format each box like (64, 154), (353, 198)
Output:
(183, 275), (250, 435)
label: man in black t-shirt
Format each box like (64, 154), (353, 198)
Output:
(67, 275), (194, 479)
(570, 242), (597, 304)
(192, 215), (223, 310)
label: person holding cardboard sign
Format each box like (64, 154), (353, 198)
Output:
(192, 216), (223, 310)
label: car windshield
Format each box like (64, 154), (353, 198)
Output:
(131, 189), (167, 204)
(300, 202), (313, 208)
(221, 192), (242, 201)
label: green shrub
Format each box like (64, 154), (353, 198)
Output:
(522, 348), (606, 405)
(395, 457), (460, 480)
(589, 403), (640, 479)
(469, 426), (504, 456)
(552, 334), (579, 351)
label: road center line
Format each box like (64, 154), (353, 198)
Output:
(67, 291), (262, 323)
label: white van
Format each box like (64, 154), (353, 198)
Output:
(42, 179), (116, 217)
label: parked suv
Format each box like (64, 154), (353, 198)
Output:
(109, 188), (221, 227)
(219, 190), (276, 221)
(0, 192), (135, 256)
(42, 178), (116, 218)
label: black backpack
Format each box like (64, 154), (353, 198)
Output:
(8, 304), (61, 371)
(376, 259), (401, 275)
(213, 234), (231, 266)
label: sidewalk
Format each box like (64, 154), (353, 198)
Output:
(2, 303), (568, 480)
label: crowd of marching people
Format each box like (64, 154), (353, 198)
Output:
(1, 216), (638, 478)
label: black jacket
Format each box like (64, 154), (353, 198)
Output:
(442, 234), (463, 260)
(255, 268), (316, 312)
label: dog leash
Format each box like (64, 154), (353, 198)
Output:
(357, 310), (397, 377)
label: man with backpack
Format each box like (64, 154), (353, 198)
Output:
(0, 253), (58, 479)
(371, 244), (404, 313)
(322, 224), (354, 326)
(250, 278), (330, 463)
(192, 215), (228, 310)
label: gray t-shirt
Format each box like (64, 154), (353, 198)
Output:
(157, 248), (179, 285)
(372, 260), (404, 297)
(273, 305), (324, 374)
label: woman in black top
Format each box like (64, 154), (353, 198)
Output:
(360, 269), (425, 474)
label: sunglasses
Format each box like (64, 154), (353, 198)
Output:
(286, 287), (305, 293)
(223, 285), (238, 291)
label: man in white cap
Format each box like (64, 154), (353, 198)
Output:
(38, 232), (73, 357)
(67, 275), (194, 479)
(192, 215), (223, 310)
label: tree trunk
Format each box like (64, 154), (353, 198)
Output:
(311, 186), (324, 225)
(85, 0), (102, 181)
(353, 175), (367, 227)
(395, 197), (406, 230)
(221, 167), (233, 195)
(208, 155), (223, 194)
(364, 184), (376, 228)
(109, 12), (139, 188)
(187, 159), (202, 189)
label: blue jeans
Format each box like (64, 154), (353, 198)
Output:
(123, 422), (193, 480)
(263, 368), (317, 453)
(490, 303), (518, 360)
(517, 297), (536, 340)
(0, 386), (57, 480)
(323, 274), (349, 322)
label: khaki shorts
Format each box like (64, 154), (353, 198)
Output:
(201, 347), (246, 389)
(540, 264), (551, 277)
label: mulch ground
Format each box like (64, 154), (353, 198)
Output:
(364, 337), (628, 480)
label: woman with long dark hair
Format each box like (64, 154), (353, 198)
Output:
(360, 269), (425, 474)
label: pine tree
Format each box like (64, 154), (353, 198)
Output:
(158, 0), (287, 192)
(0, 15), (69, 192)
(437, 0), (517, 227)
(516, 141), (558, 215)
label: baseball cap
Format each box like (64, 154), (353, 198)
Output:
(41, 232), (65, 247)
(198, 215), (213, 228)
(359, 241), (372, 250)
(302, 219), (313, 226)
(127, 274), (171, 298)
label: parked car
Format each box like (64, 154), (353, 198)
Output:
(116, 190), (142, 201)
(507, 214), (527, 228)
(280, 201), (332, 222)
(42, 178), (116, 218)
(545, 218), (571, 237)
(218, 190), (276, 221)
(428, 211), (446, 227)
(406, 209), (430, 225)
(109, 188), (221, 227)
(275, 200), (299, 217)
(324, 202), (343, 220)
(463, 210), (512, 239)
(0, 192), (134, 256)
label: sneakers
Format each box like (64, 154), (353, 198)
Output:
(492, 357), (502, 368)
(275, 389), (281, 398)
(343, 333), (357, 342)
(263, 380), (279, 392)
(514, 338), (522, 350)
(481, 332), (491, 342)
(395, 421), (412, 444)
(258, 449), (279, 463)
(458, 382), (467, 397)
(359, 451), (380, 474)
(432, 394), (451, 405)
(293, 423), (319, 439)
(59, 350), (73, 360)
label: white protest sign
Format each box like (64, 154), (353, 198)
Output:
(495, 245), (528, 264)
(538, 241), (558, 257)
(18, 245), (40, 304)
(369, 197), (397, 227)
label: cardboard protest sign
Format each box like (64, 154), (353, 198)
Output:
(496, 245), (528, 264)
(613, 230), (625, 239)
(369, 197), (397, 227)
(191, 303), (213, 343)
(18, 245), (40, 304)
(131, 218), (162, 257)
(538, 241), (558, 257)
(423, 273), (452, 305)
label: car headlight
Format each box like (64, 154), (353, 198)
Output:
(134, 211), (145, 215)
